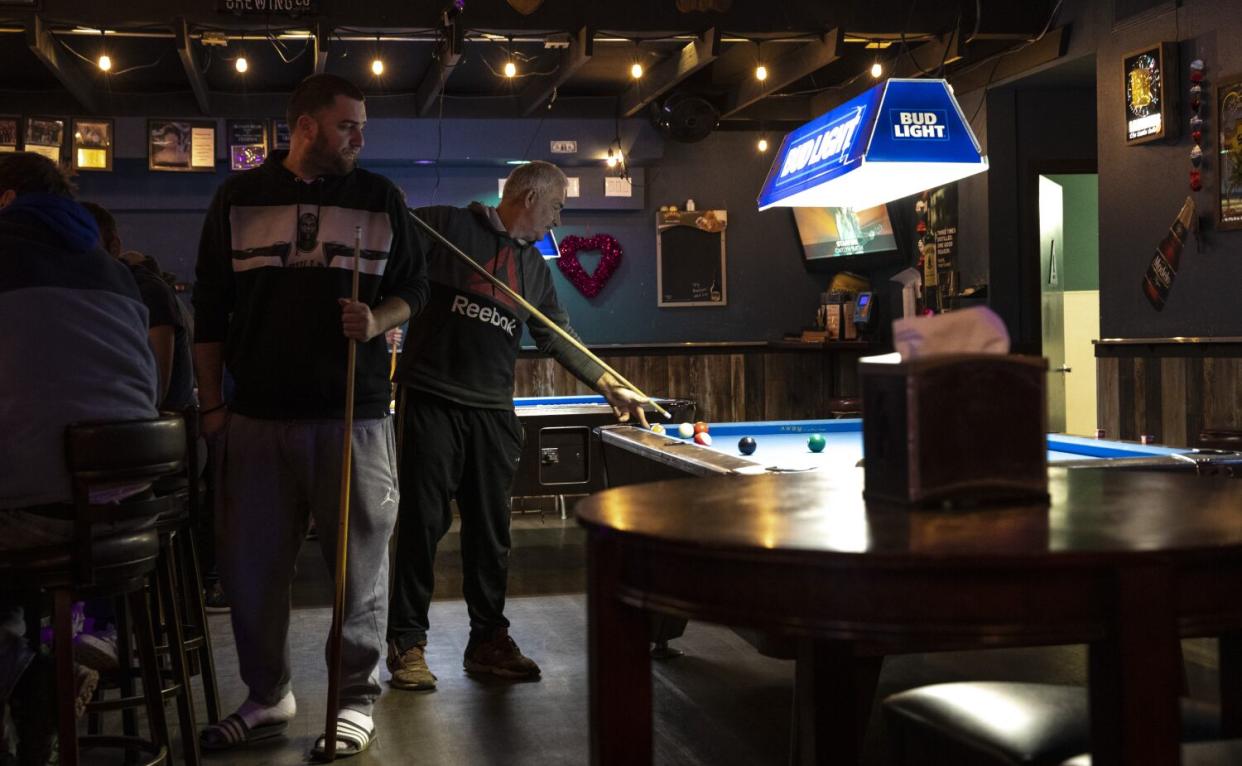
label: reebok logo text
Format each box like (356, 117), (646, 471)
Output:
(451, 294), (517, 336)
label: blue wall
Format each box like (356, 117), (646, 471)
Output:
(75, 120), (834, 344)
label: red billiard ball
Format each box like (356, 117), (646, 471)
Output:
(693, 431), (713, 446)
(693, 421), (709, 434)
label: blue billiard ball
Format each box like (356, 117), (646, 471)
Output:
(738, 436), (757, 455)
(807, 433), (827, 453)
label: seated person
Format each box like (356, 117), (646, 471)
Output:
(82, 202), (195, 412)
(0, 152), (157, 753)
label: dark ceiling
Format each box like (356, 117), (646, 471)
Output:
(0, 0), (1068, 126)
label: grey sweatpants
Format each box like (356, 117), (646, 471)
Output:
(215, 413), (399, 714)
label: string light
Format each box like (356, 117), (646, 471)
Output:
(235, 56), (248, 73)
(630, 62), (643, 79)
(97, 54), (112, 71)
(371, 58), (384, 76)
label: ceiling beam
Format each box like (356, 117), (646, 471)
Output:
(414, 23), (463, 116)
(519, 27), (593, 116)
(721, 27), (843, 118)
(26, 15), (100, 114)
(950, 26), (1070, 93)
(808, 29), (961, 117)
(174, 18), (211, 115)
(619, 27), (720, 118)
(313, 21), (329, 75)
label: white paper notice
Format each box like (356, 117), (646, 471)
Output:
(191, 127), (216, 168)
(566, 177), (580, 198)
(604, 177), (632, 197)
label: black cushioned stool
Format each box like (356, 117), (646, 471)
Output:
(1060, 739), (1242, 765)
(882, 682), (1221, 766)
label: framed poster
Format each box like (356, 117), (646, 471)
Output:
(72, 118), (113, 171)
(271, 118), (291, 150)
(0, 116), (17, 153)
(24, 116), (64, 162)
(656, 209), (727, 307)
(228, 118), (267, 171)
(1123, 42), (1179, 145)
(149, 119), (216, 172)
(1218, 74), (1242, 231)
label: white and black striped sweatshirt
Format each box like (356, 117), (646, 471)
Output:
(193, 152), (428, 420)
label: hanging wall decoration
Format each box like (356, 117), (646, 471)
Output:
(1189, 60), (1205, 192)
(558, 233), (623, 298)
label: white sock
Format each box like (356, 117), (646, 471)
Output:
(236, 690), (296, 729)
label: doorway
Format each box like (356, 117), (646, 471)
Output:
(1038, 173), (1099, 436)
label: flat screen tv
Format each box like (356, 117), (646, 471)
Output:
(790, 203), (905, 276)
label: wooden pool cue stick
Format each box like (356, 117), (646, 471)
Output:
(323, 226), (363, 761)
(407, 210), (671, 421)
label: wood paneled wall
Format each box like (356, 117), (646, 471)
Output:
(514, 343), (872, 422)
(1096, 342), (1242, 447)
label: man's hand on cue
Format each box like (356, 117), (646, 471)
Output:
(339, 298), (380, 342)
(596, 372), (651, 429)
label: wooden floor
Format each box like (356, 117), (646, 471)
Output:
(85, 506), (1223, 765)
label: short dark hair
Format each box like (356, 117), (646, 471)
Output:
(80, 201), (120, 255)
(287, 74), (365, 129)
(0, 152), (76, 198)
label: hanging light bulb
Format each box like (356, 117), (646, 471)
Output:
(757, 137), (769, 152)
(235, 56), (248, 74)
(97, 54), (112, 72)
(631, 62), (644, 79)
(755, 64), (768, 81)
(371, 58), (384, 76)
(504, 59), (517, 78)
(606, 147), (618, 168)
(870, 60), (882, 79)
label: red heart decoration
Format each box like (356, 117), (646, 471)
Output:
(557, 234), (623, 298)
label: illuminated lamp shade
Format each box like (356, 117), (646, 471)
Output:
(756, 78), (988, 212)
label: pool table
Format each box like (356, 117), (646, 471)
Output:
(509, 395), (695, 503)
(598, 418), (1242, 487)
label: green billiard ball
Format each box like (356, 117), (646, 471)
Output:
(807, 433), (827, 453)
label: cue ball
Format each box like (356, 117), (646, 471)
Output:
(693, 421), (709, 434)
(738, 437), (757, 455)
(650, 423), (666, 435)
(807, 433), (827, 453)
(678, 422), (695, 438)
(693, 431), (713, 446)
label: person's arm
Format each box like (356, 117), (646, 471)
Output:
(148, 325), (175, 403)
(339, 295), (411, 341)
(192, 187), (234, 434)
(340, 185), (429, 341)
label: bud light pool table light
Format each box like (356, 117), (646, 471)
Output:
(757, 79), (987, 212)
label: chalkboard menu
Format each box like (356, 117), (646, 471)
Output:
(656, 209), (727, 307)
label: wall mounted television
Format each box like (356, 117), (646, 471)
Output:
(790, 203), (903, 273)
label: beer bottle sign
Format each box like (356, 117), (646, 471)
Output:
(1142, 196), (1195, 311)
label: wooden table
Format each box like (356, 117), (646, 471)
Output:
(577, 467), (1242, 766)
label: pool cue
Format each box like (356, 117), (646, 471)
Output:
(407, 210), (671, 421)
(323, 227), (363, 761)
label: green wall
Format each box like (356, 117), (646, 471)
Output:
(1047, 174), (1099, 292)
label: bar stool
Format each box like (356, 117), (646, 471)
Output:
(0, 415), (187, 766)
(882, 682), (1220, 766)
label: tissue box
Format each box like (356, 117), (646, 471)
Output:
(861, 354), (1048, 506)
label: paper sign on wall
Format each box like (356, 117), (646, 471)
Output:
(566, 177), (580, 197)
(605, 177), (632, 197)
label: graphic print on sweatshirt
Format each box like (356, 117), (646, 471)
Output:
(462, 243), (520, 310)
(228, 204), (393, 274)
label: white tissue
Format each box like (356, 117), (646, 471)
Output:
(892, 306), (1010, 360)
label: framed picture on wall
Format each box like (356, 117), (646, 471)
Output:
(72, 118), (113, 171)
(656, 208), (728, 307)
(149, 119), (216, 172)
(0, 116), (17, 153)
(24, 116), (64, 163)
(271, 119), (291, 151)
(1122, 42), (1179, 145)
(228, 118), (267, 171)
(1218, 73), (1242, 231)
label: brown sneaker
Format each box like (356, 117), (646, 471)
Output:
(387, 640), (436, 691)
(463, 629), (541, 680)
